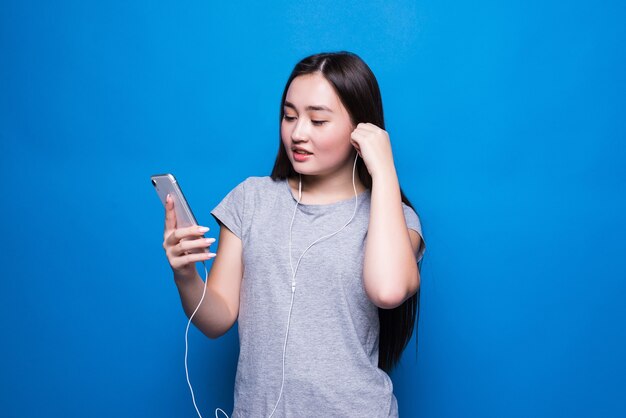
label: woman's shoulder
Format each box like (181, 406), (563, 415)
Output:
(235, 176), (285, 197)
(241, 175), (283, 189)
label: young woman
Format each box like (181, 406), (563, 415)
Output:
(162, 51), (426, 417)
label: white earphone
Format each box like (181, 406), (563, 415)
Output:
(267, 153), (360, 417)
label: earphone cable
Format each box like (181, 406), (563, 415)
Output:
(180, 259), (231, 418)
(183, 260), (208, 418)
(188, 154), (360, 418)
(268, 154), (359, 417)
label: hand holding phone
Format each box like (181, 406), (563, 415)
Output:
(151, 174), (216, 274)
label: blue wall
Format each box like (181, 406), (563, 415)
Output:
(1, 1), (625, 417)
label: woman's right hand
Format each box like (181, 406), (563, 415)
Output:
(163, 194), (216, 279)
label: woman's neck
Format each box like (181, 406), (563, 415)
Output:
(288, 173), (367, 205)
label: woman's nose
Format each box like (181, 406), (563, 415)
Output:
(291, 120), (309, 141)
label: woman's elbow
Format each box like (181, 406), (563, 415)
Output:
(369, 272), (420, 309)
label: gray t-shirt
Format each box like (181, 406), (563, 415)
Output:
(210, 176), (426, 417)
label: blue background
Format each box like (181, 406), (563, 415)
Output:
(1, 0), (625, 417)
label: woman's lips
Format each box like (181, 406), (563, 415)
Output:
(293, 151), (312, 162)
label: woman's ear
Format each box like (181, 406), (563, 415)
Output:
(350, 140), (362, 158)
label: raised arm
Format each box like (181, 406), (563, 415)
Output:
(362, 168), (421, 309)
(350, 123), (422, 309)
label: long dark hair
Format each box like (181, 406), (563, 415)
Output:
(270, 51), (423, 372)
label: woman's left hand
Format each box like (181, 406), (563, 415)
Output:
(350, 122), (396, 178)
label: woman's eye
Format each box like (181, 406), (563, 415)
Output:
(282, 115), (325, 126)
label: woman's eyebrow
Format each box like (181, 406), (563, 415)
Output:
(284, 101), (333, 112)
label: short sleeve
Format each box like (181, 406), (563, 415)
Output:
(402, 202), (426, 264)
(210, 179), (246, 240)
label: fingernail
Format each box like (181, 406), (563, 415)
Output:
(208, 253), (216, 257)
(206, 238), (216, 244)
(198, 226), (209, 233)
(166, 194), (171, 202)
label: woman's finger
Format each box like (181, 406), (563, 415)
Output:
(170, 251), (216, 270)
(357, 122), (379, 132)
(172, 236), (216, 257)
(350, 131), (366, 144)
(164, 194), (177, 232)
(165, 224), (210, 247)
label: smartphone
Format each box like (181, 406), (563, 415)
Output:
(151, 173), (201, 228)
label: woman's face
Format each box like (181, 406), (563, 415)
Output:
(281, 72), (356, 177)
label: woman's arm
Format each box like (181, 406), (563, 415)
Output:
(349, 122), (422, 309)
(174, 225), (243, 339)
(163, 192), (243, 339)
(363, 166), (422, 309)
